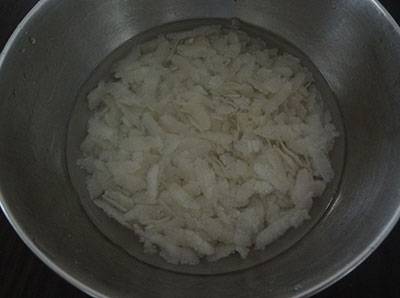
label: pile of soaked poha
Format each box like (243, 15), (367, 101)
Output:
(78, 26), (338, 264)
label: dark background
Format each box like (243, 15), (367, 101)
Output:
(1, 0), (400, 297)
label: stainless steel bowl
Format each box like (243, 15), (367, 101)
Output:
(1, 0), (400, 297)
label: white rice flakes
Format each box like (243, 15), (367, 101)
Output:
(78, 26), (338, 265)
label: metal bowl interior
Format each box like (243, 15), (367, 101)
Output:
(1, 0), (400, 297)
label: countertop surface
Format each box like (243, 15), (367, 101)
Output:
(1, 1), (400, 297)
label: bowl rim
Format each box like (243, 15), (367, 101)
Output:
(1, 0), (400, 297)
